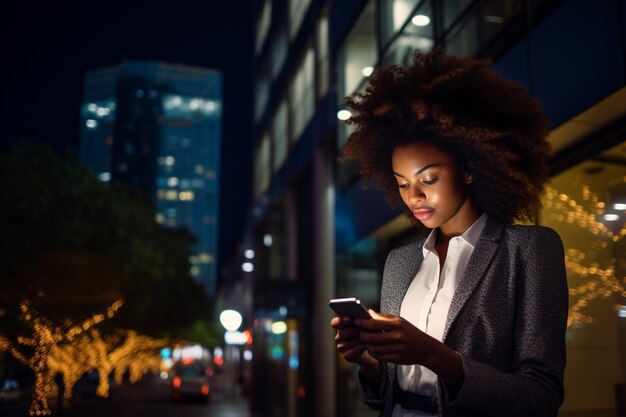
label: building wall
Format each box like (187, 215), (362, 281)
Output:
(243, 0), (626, 416)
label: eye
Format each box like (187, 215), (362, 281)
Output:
(421, 177), (439, 185)
(397, 182), (409, 190)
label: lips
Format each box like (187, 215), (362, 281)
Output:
(412, 207), (434, 221)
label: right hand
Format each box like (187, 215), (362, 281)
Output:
(330, 315), (378, 367)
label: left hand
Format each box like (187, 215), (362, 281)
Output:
(354, 310), (441, 366)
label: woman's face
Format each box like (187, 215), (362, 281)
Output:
(391, 142), (478, 235)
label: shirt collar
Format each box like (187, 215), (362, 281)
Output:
(422, 212), (488, 256)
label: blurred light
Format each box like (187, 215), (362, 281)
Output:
(224, 330), (247, 345)
(201, 384), (209, 396)
(244, 249), (255, 259)
(160, 348), (171, 359)
(220, 309), (243, 331)
(484, 15), (504, 23)
(190, 266), (200, 276)
(164, 156), (175, 166)
(614, 203), (626, 210)
(279, 306), (288, 316)
(337, 109), (351, 121)
(263, 234), (273, 247)
(411, 14), (430, 26)
(242, 262), (254, 272)
(97, 172), (111, 182)
(155, 213), (165, 223)
(167, 177), (179, 187)
(362, 66), (374, 77)
(213, 347), (223, 358)
(96, 107), (110, 117)
(172, 376), (181, 388)
(243, 329), (253, 344)
(160, 371), (168, 380)
(271, 321), (288, 335)
(194, 164), (204, 174)
(205, 101), (216, 112)
(136, 90), (145, 99)
(619, 306), (626, 318)
(179, 191), (194, 201)
(189, 99), (203, 110)
(87, 103), (97, 112)
(243, 350), (253, 361)
(86, 119), (98, 128)
(604, 214), (620, 221)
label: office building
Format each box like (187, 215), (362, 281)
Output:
(217, 0), (626, 416)
(80, 61), (222, 297)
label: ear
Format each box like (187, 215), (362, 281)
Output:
(464, 173), (473, 184)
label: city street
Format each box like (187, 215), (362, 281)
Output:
(1, 375), (250, 417)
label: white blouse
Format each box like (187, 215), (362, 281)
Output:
(392, 213), (487, 417)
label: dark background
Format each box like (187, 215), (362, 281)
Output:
(0, 0), (255, 263)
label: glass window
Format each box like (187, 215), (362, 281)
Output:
(444, 0), (523, 57)
(288, 0), (311, 39)
(272, 99), (289, 172)
(289, 45), (315, 142)
(255, 59), (270, 122)
(255, 133), (271, 199)
(316, 12), (330, 100)
(271, 23), (288, 80)
(380, 0), (421, 46)
(338, 0), (377, 100)
(442, 0), (474, 31)
(336, 0), (377, 151)
(256, 0), (272, 54)
(540, 140), (626, 415)
(381, 0), (433, 67)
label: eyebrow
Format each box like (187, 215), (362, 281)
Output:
(393, 163), (441, 178)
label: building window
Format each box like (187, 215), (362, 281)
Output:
(380, 0), (422, 45)
(316, 11), (330, 100)
(271, 22), (288, 80)
(288, 0), (311, 39)
(336, 0), (377, 151)
(444, 0), (523, 57)
(256, 0), (272, 54)
(272, 99), (289, 172)
(540, 139), (626, 414)
(381, 0), (434, 67)
(289, 45), (315, 142)
(255, 133), (271, 199)
(255, 59), (270, 122)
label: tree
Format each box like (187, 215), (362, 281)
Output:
(0, 143), (211, 339)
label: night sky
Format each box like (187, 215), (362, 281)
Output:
(0, 0), (255, 262)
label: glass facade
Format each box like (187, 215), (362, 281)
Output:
(248, 0), (626, 416)
(80, 62), (222, 297)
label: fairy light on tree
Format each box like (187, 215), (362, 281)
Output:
(9, 300), (123, 416)
(543, 179), (626, 327)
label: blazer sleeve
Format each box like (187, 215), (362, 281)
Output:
(444, 226), (568, 417)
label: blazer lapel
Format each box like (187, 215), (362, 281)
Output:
(389, 241), (424, 316)
(442, 217), (503, 340)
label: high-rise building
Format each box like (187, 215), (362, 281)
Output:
(80, 61), (222, 297)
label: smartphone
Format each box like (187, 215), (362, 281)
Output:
(329, 297), (371, 318)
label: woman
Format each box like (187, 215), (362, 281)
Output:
(331, 50), (568, 417)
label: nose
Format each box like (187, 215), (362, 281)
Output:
(408, 184), (425, 203)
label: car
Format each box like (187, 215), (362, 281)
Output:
(170, 361), (212, 402)
(0, 378), (21, 405)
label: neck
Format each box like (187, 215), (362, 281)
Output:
(437, 201), (482, 243)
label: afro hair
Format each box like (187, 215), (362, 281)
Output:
(342, 49), (553, 224)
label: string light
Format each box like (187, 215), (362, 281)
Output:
(543, 181), (626, 328)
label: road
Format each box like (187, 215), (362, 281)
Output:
(1, 375), (250, 417)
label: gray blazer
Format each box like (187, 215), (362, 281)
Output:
(359, 216), (568, 417)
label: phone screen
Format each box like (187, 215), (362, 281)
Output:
(329, 297), (371, 318)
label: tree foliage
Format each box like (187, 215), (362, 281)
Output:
(0, 143), (211, 339)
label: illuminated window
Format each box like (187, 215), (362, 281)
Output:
(288, 0), (311, 39)
(272, 99), (289, 172)
(255, 134), (271, 198)
(179, 191), (195, 201)
(540, 140), (626, 413)
(256, 0), (272, 54)
(381, 0), (433, 67)
(289, 45), (315, 142)
(316, 12), (329, 100)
